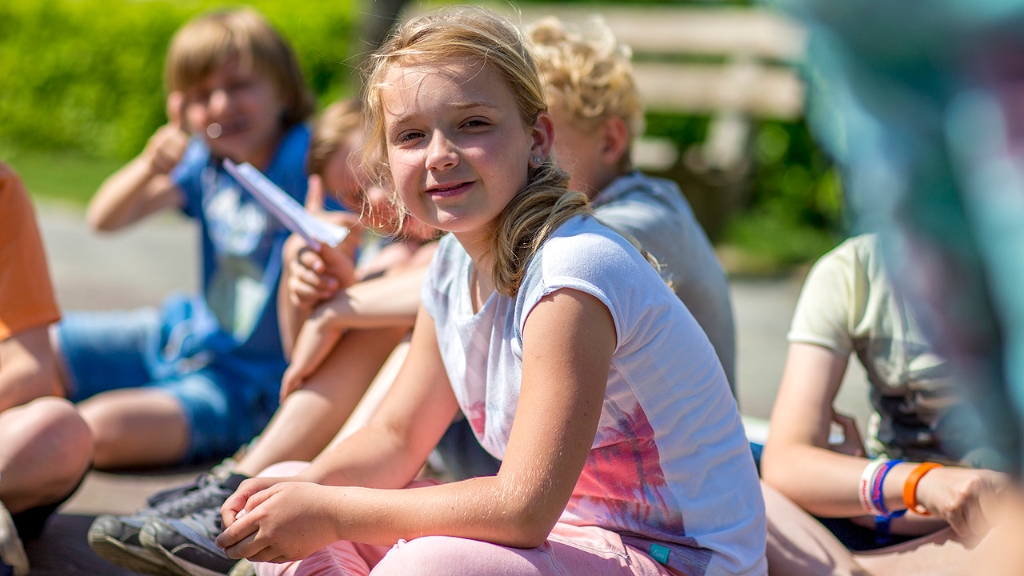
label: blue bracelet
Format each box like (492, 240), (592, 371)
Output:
(871, 459), (905, 517)
(872, 459), (906, 545)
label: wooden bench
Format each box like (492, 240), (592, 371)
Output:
(502, 3), (809, 237)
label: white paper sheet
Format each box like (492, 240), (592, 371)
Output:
(224, 159), (350, 251)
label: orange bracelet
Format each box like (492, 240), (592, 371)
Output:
(903, 462), (944, 515)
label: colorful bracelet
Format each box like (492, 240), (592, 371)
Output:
(871, 459), (904, 517)
(903, 462), (944, 516)
(859, 458), (889, 516)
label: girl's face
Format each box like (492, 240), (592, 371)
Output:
(381, 58), (552, 244)
(322, 130), (365, 211)
(323, 141), (437, 243)
(182, 57), (286, 167)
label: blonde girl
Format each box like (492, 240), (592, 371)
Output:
(215, 7), (766, 576)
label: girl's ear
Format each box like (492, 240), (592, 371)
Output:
(529, 111), (556, 164)
(600, 116), (630, 168)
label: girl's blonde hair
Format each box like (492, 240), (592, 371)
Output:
(527, 16), (644, 169)
(362, 6), (591, 296)
(165, 8), (315, 129)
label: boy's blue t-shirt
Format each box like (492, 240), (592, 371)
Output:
(166, 123), (310, 385)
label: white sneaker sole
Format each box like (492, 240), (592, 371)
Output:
(0, 504), (29, 576)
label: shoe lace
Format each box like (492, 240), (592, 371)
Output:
(152, 473), (228, 518)
(181, 507), (225, 542)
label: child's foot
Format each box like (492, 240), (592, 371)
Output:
(141, 507), (237, 576)
(88, 471), (248, 575)
(0, 501), (28, 576)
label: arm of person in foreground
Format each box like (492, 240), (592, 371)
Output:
(217, 288), (614, 562)
(761, 342), (1009, 540)
(0, 325), (58, 413)
(87, 93), (188, 231)
(277, 174), (362, 355)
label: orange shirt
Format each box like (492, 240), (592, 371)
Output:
(0, 162), (60, 340)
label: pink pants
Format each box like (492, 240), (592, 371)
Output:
(251, 463), (673, 576)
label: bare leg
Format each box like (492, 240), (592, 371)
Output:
(763, 482), (870, 576)
(328, 339), (410, 450)
(0, 397), (92, 513)
(77, 388), (188, 470)
(233, 327), (407, 477)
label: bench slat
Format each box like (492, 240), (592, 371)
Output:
(515, 5), (806, 61)
(634, 61), (804, 119)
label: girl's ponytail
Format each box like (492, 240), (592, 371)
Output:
(489, 159), (590, 297)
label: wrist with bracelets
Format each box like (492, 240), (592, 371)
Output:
(859, 458), (945, 525)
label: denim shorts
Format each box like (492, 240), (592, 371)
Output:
(57, 308), (278, 464)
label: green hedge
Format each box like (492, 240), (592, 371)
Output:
(2, 0), (842, 270)
(0, 0), (356, 160)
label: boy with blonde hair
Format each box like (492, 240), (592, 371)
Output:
(528, 16), (737, 389)
(56, 7), (316, 474)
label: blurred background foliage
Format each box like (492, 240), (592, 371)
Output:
(0, 0), (842, 273)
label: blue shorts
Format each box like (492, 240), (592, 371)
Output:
(57, 308), (278, 464)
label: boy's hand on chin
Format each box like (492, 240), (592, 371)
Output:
(218, 482), (345, 563)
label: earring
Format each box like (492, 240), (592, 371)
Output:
(533, 156), (543, 165)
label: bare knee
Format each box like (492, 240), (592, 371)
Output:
(0, 397), (92, 509)
(27, 397), (92, 484)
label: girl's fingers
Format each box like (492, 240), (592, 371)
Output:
(221, 524), (263, 560)
(297, 263), (336, 290)
(319, 246), (357, 287)
(296, 247), (326, 274)
(306, 174), (326, 213)
(219, 486), (278, 552)
(288, 279), (321, 307)
(221, 479), (272, 527)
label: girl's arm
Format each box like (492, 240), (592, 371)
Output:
(760, 342), (866, 517)
(279, 258), (432, 397)
(277, 175), (361, 355)
(218, 288), (615, 561)
(761, 342), (1008, 539)
(87, 94), (188, 231)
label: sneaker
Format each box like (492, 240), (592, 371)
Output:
(88, 472), (248, 575)
(0, 501), (28, 576)
(141, 507), (237, 576)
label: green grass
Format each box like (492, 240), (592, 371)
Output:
(1, 145), (121, 207)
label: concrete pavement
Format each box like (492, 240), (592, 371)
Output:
(26, 200), (870, 574)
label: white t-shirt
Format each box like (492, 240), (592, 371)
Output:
(423, 215), (766, 576)
(593, 173), (736, 390)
